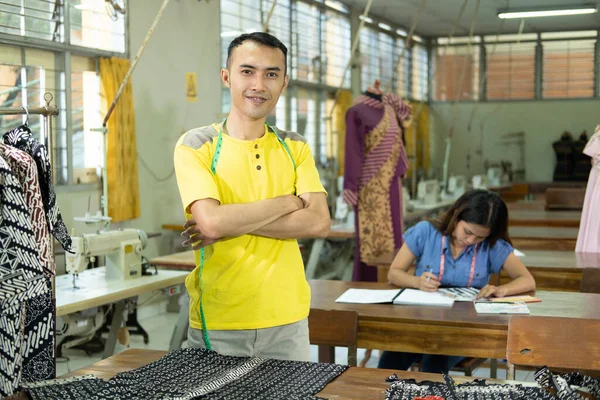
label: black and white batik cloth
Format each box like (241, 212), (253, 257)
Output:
(0, 156), (48, 397)
(3, 125), (73, 254)
(0, 144), (55, 383)
(535, 367), (600, 400)
(24, 348), (348, 400)
(385, 373), (557, 400)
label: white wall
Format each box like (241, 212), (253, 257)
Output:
(57, 0), (222, 262)
(429, 99), (600, 182)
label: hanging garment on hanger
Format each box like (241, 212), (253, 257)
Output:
(3, 125), (73, 253)
(0, 144), (55, 383)
(0, 156), (48, 397)
(576, 124), (600, 252)
(572, 133), (592, 182)
(552, 133), (574, 181)
(343, 93), (411, 282)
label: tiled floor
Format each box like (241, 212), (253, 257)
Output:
(56, 306), (534, 382)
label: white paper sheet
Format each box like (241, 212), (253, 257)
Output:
(474, 302), (530, 314)
(334, 289), (401, 304)
(393, 288), (455, 307)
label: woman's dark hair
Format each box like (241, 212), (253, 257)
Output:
(227, 32), (288, 75)
(431, 189), (511, 246)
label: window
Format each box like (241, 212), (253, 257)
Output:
(0, 44), (67, 184)
(412, 43), (428, 100)
(322, 8), (351, 88)
(543, 39), (596, 98)
(486, 42), (535, 100)
(360, 27), (398, 92)
(69, 0), (126, 53)
(433, 43), (479, 101)
(71, 55), (102, 184)
(0, 0), (63, 41)
(293, 1), (321, 83)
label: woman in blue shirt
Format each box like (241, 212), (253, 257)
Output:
(378, 189), (536, 373)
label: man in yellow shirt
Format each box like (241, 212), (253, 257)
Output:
(173, 32), (330, 361)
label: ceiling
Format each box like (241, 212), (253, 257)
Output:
(337, 0), (600, 37)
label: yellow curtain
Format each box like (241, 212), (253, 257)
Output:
(404, 102), (430, 178)
(99, 57), (140, 222)
(333, 90), (353, 176)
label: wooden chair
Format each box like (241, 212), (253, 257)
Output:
(506, 316), (600, 379)
(308, 309), (358, 367)
(581, 268), (600, 294)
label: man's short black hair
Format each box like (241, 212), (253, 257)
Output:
(226, 32), (288, 75)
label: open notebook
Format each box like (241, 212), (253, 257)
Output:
(334, 288), (455, 307)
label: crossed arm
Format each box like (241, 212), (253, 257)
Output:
(185, 192), (330, 249)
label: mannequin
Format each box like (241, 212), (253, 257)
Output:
(552, 131), (574, 181)
(576, 125), (600, 252)
(573, 131), (591, 181)
(343, 79), (412, 281)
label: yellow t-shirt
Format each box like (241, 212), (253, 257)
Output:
(174, 122), (326, 330)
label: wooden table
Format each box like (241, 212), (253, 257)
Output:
(310, 280), (600, 366)
(508, 209), (581, 228)
(56, 267), (189, 358)
(149, 250), (196, 270)
(510, 226), (578, 251)
(62, 348), (538, 399)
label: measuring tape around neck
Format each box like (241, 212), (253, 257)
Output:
(198, 119), (297, 350)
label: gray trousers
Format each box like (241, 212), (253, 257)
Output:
(187, 318), (310, 362)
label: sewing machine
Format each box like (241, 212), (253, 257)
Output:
(66, 229), (149, 285)
(447, 175), (467, 199)
(416, 179), (440, 206)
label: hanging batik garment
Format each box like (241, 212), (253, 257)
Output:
(0, 144), (55, 383)
(343, 92), (411, 282)
(0, 156), (48, 397)
(3, 125), (73, 254)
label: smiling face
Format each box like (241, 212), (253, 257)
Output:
(453, 220), (491, 247)
(221, 40), (289, 121)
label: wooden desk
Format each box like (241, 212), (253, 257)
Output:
(509, 210), (581, 228)
(150, 250), (196, 270)
(510, 226), (578, 251)
(56, 267), (188, 358)
(63, 349), (535, 399)
(310, 280), (600, 364)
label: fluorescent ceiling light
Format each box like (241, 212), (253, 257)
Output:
(498, 6), (596, 19)
(378, 22), (392, 31)
(359, 15), (373, 23)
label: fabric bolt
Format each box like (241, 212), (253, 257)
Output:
(343, 92), (410, 282)
(3, 125), (72, 253)
(576, 124), (600, 252)
(24, 348), (347, 400)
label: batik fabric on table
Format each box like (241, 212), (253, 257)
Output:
(24, 348), (348, 400)
(343, 92), (411, 281)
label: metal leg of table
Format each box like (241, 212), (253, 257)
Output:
(102, 301), (126, 359)
(305, 238), (325, 279)
(169, 291), (190, 351)
(490, 358), (498, 379)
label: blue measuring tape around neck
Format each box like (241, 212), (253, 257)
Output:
(198, 119), (297, 350)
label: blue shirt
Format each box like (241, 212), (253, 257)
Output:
(403, 221), (514, 288)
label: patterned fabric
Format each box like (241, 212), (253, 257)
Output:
(0, 145), (55, 383)
(24, 348), (347, 400)
(385, 374), (556, 400)
(3, 125), (73, 253)
(0, 156), (48, 397)
(349, 94), (411, 264)
(535, 367), (600, 400)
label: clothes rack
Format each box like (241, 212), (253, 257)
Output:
(0, 92), (60, 382)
